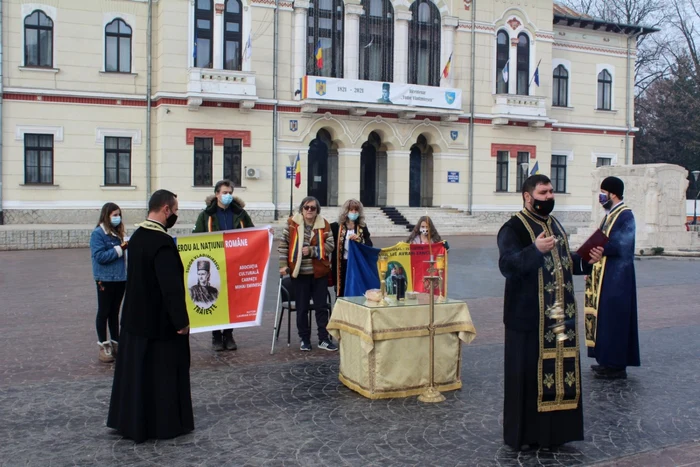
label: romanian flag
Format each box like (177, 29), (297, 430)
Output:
(294, 152), (301, 188)
(442, 52), (452, 79)
(345, 241), (448, 297)
(530, 161), (540, 175)
(315, 41), (323, 69)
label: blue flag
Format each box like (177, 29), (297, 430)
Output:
(534, 66), (540, 86)
(345, 241), (381, 297)
(530, 161), (540, 175)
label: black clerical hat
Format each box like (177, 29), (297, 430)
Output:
(601, 176), (624, 198)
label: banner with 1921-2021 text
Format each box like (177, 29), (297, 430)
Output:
(173, 226), (273, 333)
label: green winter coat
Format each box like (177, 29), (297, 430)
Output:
(193, 195), (254, 233)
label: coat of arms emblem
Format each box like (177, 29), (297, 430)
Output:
(445, 91), (456, 105)
(289, 120), (298, 132)
(315, 80), (327, 96)
(450, 130), (458, 141)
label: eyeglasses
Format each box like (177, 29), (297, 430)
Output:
(303, 205), (317, 212)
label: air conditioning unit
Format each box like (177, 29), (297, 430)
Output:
(245, 167), (261, 179)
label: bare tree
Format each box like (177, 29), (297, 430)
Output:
(667, 0), (700, 87)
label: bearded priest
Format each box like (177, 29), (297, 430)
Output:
(497, 174), (604, 451)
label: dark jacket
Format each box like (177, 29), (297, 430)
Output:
(193, 195), (254, 233)
(120, 221), (189, 339)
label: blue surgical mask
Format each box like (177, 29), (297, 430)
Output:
(598, 193), (608, 204)
(110, 216), (122, 227)
(221, 193), (233, 205)
(347, 212), (359, 221)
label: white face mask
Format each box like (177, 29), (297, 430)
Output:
(420, 228), (429, 236)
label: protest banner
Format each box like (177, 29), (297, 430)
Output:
(174, 227), (273, 333)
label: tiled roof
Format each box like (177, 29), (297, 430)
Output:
(552, 1), (659, 35)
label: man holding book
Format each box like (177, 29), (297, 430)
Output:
(584, 176), (640, 380)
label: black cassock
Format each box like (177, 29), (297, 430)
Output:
(497, 209), (592, 449)
(107, 220), (194, 443)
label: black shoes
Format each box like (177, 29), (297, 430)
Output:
(223, 333), (238, 351)
(593, 365), (627, 379)
(300, 340), (312, 351)
(212, 335), (225, 351)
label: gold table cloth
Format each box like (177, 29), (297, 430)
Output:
(327, 295), (477, 400)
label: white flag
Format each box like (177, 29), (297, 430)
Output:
(244, 35), (252, 60)
(502, 60), (509, 83)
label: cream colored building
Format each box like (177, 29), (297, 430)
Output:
(0, 0), (656, 226)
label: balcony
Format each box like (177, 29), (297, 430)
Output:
(187, 68), (257, 110)
(491, 94), (548, 127)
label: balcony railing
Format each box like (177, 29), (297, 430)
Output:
(187, 68), (257, 109)
(491, 94), (548, 126)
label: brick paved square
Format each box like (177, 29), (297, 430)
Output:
(1, 236), (699, 466)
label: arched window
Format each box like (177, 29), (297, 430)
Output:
(359, 0), (393, 82)
(307, 0), (344, 78)
(597, 69), (612, 110)
(516, 33), (530, 95)
(553, 65), (568, 107)
(24, 10), (53, 67)
(224, 0), (243, 71)
(194, 0), (213, 68)
(496, 30), (508, 94)
(105, 19), (132, 73)
(408, 0), (440, 86)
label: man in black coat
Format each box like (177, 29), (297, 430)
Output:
(107, 189), (194, 443)
(497, 175), (603, 451)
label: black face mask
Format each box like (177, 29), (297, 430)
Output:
(601, 199), (613, 210)
(531, 197), (555, 217)
(165, 212), (178, 229)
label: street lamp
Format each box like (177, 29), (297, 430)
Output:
(692, 170), (700, 225)
(288, 154), (297, 217)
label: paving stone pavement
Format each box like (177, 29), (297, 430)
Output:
(1, 236), (699, 466)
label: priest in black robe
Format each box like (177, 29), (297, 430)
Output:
(497, 175), (603, 451)
(585, 176), (640, 380)
(107, 189), (194, 443)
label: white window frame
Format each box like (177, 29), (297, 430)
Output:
(591, 151), (618, 166)
(596, 64), (615, 111)
(102, 13), (137, 73)
(95, 128), (142, 145)
(491, 17), (537, 96)
(20, 4), (58, 68)
(552, 58), (572, 108)
(188, 0), (253, 71)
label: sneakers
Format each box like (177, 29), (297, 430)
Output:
(212, 335), (225, 352)
(97, 341), (115, 363)
(318, 340), (338, 352)
(300, 340), (312, 351)
(223, 333), (238, 351)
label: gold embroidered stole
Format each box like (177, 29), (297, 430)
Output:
(516, 210), (581, 413)
(135, 220), (168, 234)
(584, 205), (631, 349)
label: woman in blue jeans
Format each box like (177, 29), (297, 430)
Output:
(90, 202), (128, 363)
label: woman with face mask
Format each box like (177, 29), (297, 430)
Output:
(406, 216), (449, 250)
(89, 202), (128, 363)
(330, 199), (373, 298)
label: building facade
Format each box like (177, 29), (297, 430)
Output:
(0, 0), (653, 225)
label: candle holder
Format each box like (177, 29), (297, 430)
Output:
(436, 254), (446, 303)
(418, 256), (446, 404)
(377, 254), (389, 306)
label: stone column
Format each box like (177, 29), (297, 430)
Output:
(386, 151), (411, 206)
(344, 3), (363, 80)
(338, 148), (361, 202)
(213, 1), (225, 69)
(509, 35), (518, 94)
(292, 1), (310, 94)
(441, 16), (458, 87)
(393, 10), (412, 84)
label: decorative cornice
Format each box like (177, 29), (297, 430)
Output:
(186, 128), (252, 147)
